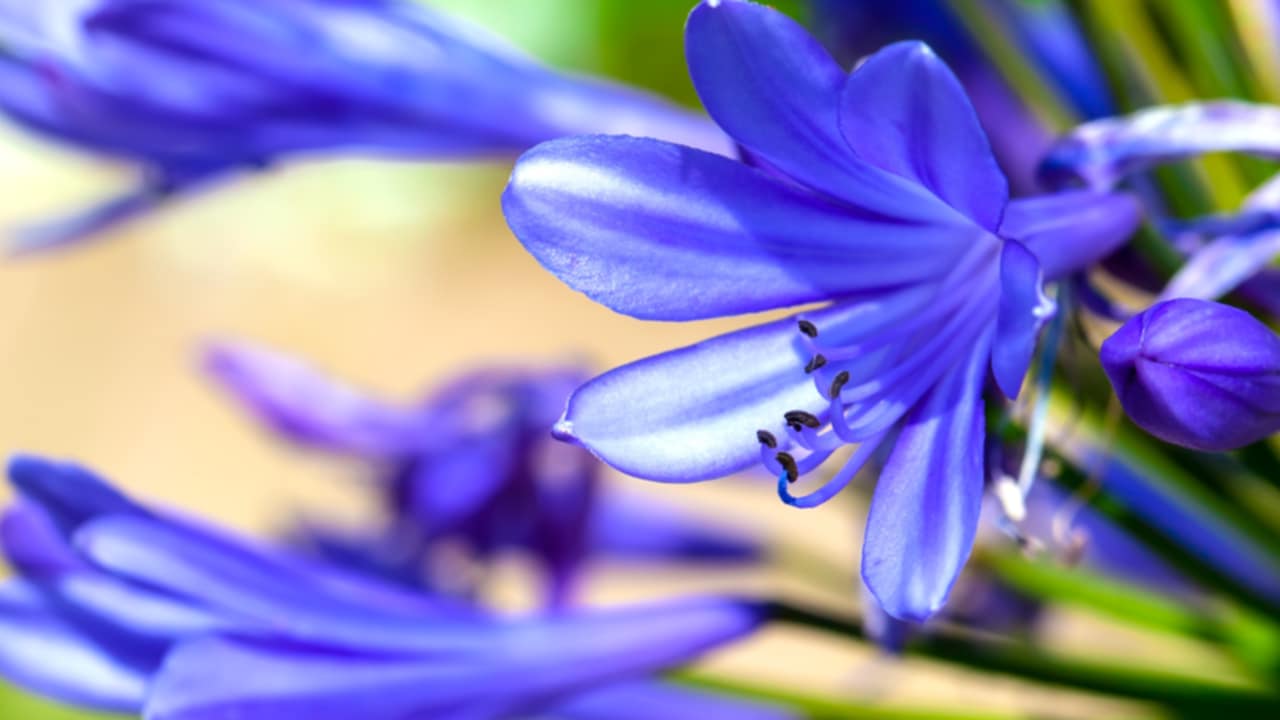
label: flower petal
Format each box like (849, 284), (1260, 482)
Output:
(146, 596), (766, 720)
(504, 134), (978, 321)
(555, 680), (796, 720)
(1041, 101), (1280, 190)
(862, 331), (991, 621)
(998, 190), (1141, 280)
(0, 580), (149, 713)
(1161, 229), (1280, 302)
(683, 0), (952, 219)
(6, 454), (140, 538)
(1, 502), (84, 575)
(75, 515), (482, 653)
(839, 41), (1007, 229)
(993, 240), (1053, 399)
(554, 316), (823, 482)
(203, 341), (425, 458)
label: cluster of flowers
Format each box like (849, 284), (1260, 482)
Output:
(3, 0), (1280, 717)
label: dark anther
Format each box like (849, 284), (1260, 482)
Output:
(829, 370), (850, 399)
(776, 452), (799, 483)
(756, 429), (778, 448)
(797, 319), (818, 338)
(804, 354), (827, 374)
(784, 410), (821, 429)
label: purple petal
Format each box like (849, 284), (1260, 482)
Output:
(146, 596), (766, 720)
(6, 454), (140, 537)
(992, 240), (1053, 399)
(75, 515), (482, 653)
(1100, 299), (1280, 451)
(1161, 229), (1280, 302)
(0, 580), (148, 712)
(403, 429), (519, 533)
(838, 41), (1007, 229)
(683, 0), (953, 219)
(203, 341), (424, 458)
(1, 502), (85, 575)
(998, 190), (1141, 280)
(556, 681), (796, 720)
(553, 316), (824, 482)
(1041, 101), (1280, 190)
(504, 134), (979, 321)
(862, 331), (991, 621)
(10, 182), (181, 255)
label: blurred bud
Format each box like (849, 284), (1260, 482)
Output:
(1100, 298), (1280, 451)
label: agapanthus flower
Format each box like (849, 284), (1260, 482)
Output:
(1042, 101), (1280, 309)
(0, 0), (728, 252)
(808, 0), (1111, 191)
(502, 0), (1140, 620)
(1101, 298), (1280, 452)
(203, 341), (761, 608)
(0, 455), (788, 720)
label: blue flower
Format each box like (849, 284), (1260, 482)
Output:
(0, 0), (728, 252)
(0, 455), (787, 720)
(501, 0), (1140, 621)
(1043, 101), (1280, 311)
(203, 340), (762, 608)
(1101, 298), (1280, 452)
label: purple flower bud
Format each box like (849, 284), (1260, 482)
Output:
(1100, 299), (1280, 451)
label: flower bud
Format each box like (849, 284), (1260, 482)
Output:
(1100, 299), (1280, 451)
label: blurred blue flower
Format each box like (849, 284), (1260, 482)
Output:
(1101, 298), (1280, 452)
(0, 455), (788, 720)
(502, 0), (1140, 621)
(1043, 101), (1280, 310)
(0, 0), (729, 252)
(204, 341), (762, 608)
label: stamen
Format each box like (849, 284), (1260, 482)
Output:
(756, 430), (778, 448)
(777, 430), (888, 508)
(829, 370), (850, 399)
(804, 354), (828, 374)
(784, 410), (822, 429)
(797, 319), (818, 337)
(775, 452), (799, 483)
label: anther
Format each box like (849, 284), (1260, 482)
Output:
(776, 452), (799, 483)
(829, 370), (850, 399)
(804, 354), (827, 374)
(797, 319), (818, 338)
(784, 410), (821, 429)
(756, 429), (778, 448)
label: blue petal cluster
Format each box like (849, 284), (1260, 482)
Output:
(203, 341), (762, 607)
(0, 455), (786, 720)
(0, 0), (727, 251)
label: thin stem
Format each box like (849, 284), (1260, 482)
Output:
(767, 600), (1279, 712)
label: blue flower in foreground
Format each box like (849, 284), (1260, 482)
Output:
(502, 0), (1139, 621)
(0, 0), (728, 252)
(1101, 298), (1280, 452)
(0, 455), (788, 720)
(204, 341), (762, 607)
(1042, 101), (1280, 310)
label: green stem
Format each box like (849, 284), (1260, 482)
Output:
(768, 601), (1278, 712)
(973, 549), (1280, 679)
(670, 670), (1034, 720)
